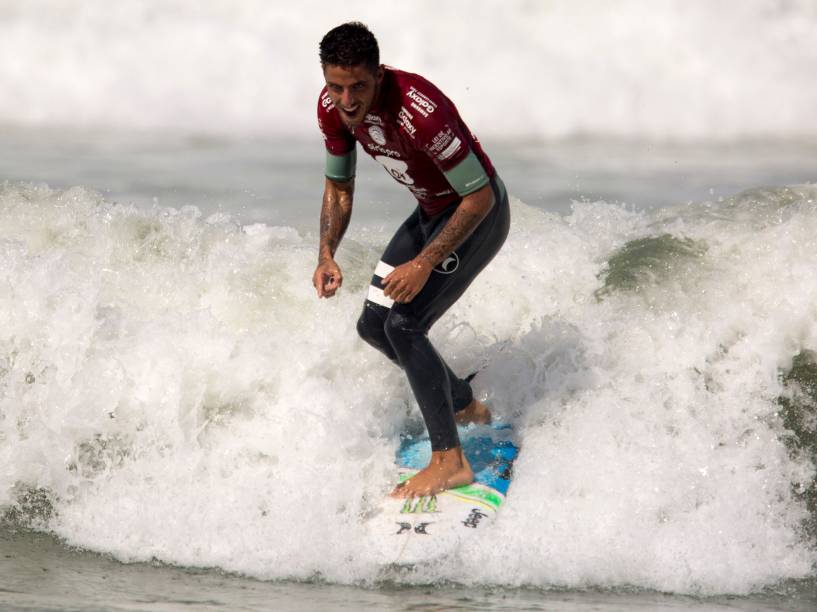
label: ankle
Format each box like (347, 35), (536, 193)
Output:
(431, 447), (466, 466)
(455, 399), (492, 425)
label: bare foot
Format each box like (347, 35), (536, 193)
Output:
(391, 447), (474, 498)
(454, 399), (492, 425)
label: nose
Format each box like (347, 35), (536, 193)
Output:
(340, 88), (354, 108)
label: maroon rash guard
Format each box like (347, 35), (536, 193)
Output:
(317, 67), (495, 216)
(317, 66), (510, 452)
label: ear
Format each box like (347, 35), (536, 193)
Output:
(376, 65), (385, 84)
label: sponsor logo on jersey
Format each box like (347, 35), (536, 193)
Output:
(320, 91), (334, 110)
(397, 107), (416, 138)
(407, 86), (437, 118)
(428, 127), (457, 157)
(375, 155), (414, 185)
(430, 128), (453, 148)
(408, 185), (430, 199)
(366, 142), (401, 158)
(364, 114), (383, 125)
(409, 102), (427, 118)
(368, 125), (387, 146)
(437, 136), (462, 161)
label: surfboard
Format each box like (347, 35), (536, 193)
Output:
(367, 421), (518, 564)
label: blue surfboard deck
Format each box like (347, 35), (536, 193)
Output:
(368, 421), (519, 564)
(396, 422), (518, 496)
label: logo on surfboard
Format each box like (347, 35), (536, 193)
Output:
(462, 507), (489, 529)
(395, 522), (432, 535)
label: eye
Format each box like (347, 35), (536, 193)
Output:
(352, 82), (367, 92)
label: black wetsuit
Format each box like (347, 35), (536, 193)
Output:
(318, 68), (510, 452)
(357, 176), (510, 451)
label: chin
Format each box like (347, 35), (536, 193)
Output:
(340, 106), (365, 128)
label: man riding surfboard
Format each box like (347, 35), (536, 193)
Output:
(313, 22), (510, 498)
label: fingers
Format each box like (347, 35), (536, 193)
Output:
(396, 287), (416, 303)
(381, 268), (405, 299)
(313, 264), (342, 298)
(383, 281), (407, 302)
(321, 274), (341, 297)
(325, 276), (341, 297)
(382, 277), (414, 303)
(384, 275), (421, 302)
(312, 272), (325, 297)
(382, 260), (430, 303)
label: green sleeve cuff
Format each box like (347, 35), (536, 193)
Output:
(443, 150), (490, 196)
(325, 148), (356, 181)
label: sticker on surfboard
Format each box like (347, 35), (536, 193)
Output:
(367, 422), (518, 564)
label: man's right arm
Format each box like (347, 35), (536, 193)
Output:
(313, 177), (355, 298)
(315, 87), (356, 298)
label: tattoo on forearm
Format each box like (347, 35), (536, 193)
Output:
(319, 181), (353, 261)
(319, 202), (343, 257)
(418, 207), (483, 268)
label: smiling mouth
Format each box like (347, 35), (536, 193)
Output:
(339, 105), (363, 127)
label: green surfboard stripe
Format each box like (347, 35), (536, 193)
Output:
(396, 472), (503, 511)
(450, 484), (503, 509)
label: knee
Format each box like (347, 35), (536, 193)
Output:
(357, 304), (388, 349)
(383, 310), (421, 353)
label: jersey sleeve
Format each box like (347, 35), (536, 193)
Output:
(317, 89), (357, 182)
(402, 85), (490, 196)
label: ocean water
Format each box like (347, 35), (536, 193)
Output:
(2, 134), (817, 610)
(2, 1), (817, 610)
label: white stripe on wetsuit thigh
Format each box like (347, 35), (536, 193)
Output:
(366, 261), (395, 308)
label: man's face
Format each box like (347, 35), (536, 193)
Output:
(323, 63), (383, 130)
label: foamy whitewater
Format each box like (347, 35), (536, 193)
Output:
(1, 0), (816, 603)
(1, 0), (817, 140)
(1, 180), (816, 594)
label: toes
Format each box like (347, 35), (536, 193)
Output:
(390, 481), (409, 498)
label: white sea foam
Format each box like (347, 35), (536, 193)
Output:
(0, 1), (816, 141)
(1, 181), (816, 594)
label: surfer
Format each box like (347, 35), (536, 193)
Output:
(312, 22), (510, 498)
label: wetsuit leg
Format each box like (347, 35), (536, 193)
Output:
(358, 176), (510, 451)
(356, 213), (420, 364)
(356, 212), (475, 407)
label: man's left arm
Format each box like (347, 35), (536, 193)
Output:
(381, 183), (494, 303)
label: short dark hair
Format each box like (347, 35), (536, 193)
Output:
(319, 22), (380, 73)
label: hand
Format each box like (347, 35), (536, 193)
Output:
(313, 258), (343, 298)
(382, 258), (432, 303)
